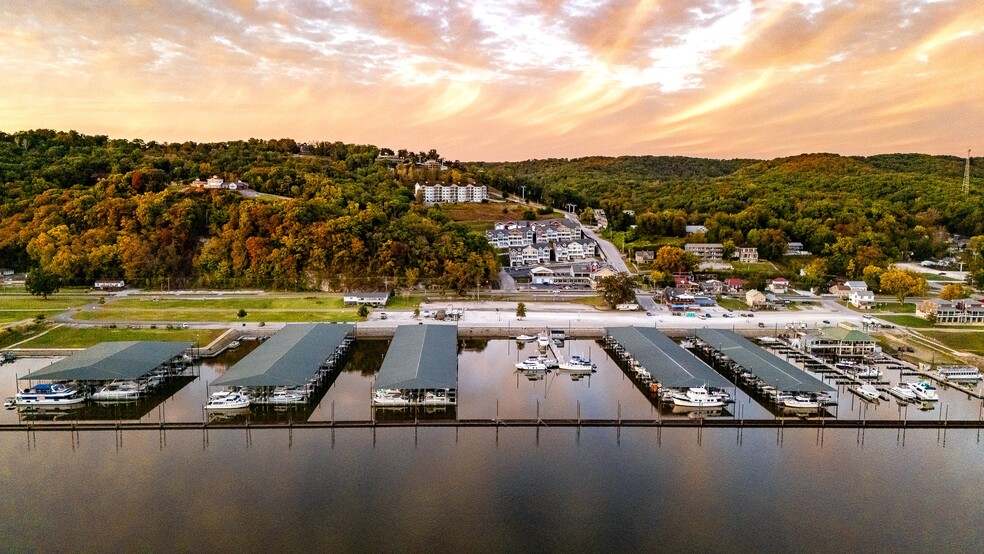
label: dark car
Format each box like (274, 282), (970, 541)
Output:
(822, 319), (830, 324)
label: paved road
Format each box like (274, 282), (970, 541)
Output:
(564, 212), (630, 273)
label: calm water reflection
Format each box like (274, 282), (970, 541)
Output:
(1, 426), (982, 551)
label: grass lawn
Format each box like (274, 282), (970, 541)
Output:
(0, 311), (66, 323)
(568, 296), (609, 308)
(73, 308), (362, 323)
(441, 203), (545, 231)
(16, 326), (227, 348)
(918, 331), (984, 355)
(924, 274), (958, 281)
(731, 262), (776, 273)
(0, 296), (93, 309)
(386, 295), (423, 310)
(716, 297), (746, 311)
(879, 315), (937, 328)
(110, 296), (346, 310)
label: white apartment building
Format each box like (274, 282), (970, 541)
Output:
(415, 182), (487, 203)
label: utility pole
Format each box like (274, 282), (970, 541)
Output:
(520, 186), (526, 203)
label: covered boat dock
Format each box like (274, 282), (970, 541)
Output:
(694, 329), (834, 393)
(374, 325), (457, 406)
(604, 327), (730, 391)
(19, 341), (194, 383)
(211, 323), (353, 403)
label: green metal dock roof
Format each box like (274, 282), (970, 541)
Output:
(606, 327), (730, 388)
(211, 323), (354, 387)
(375, 325), (457, 390)
(20, 341), (193, 381)
(695, 329), (834, 392)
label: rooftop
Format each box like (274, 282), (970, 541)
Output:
(696, 329), (834, 392)
(606, 327), (730, 389)
(20, 341), (192, 382)
(376, 325), (458, 390)
(211, 323), (354, 387)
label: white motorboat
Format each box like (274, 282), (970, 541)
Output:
(91, 381), (142, 401)
(514, 335), (537, 342)
(205, 391), (251, 410)
(373, 389), (410, 406)
(909, 380), (939, 401)
(515, 357), (548, 371)
(782, 395), (821, 410)
(265, 391), (307, 405)
(852, 384), (881, 402)
(888, 383), (917, 402)
(420, 391), (452, 405)
(672, 387), (726, 408)
(4, 397), (15, 409)
(558, 355), (596, 373)
(855, 366), (883, 379)
(537, 334), (551, 348)
(15, 384), (86, 406)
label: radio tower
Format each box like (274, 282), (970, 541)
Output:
(964, 149), (971, 194)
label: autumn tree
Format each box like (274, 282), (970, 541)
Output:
(879, 268), (928, 304)
(652, 246), (699, 274)
(939, 283), (970, 301)
(597, 272), (636, 307)
(579, 207), (595, 225)
(861, 265), (884, 291)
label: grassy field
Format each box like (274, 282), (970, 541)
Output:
(918, 331), (984, 355)
(568, 296), (609, 308)
(110, 296), (346, 310)
(716, 297), (746, 311)
(879, 315), (937, 328)
(72, 308), (362, 323)
(16, 326), (227, 348)
(440, 203), (547, 231)
(0, 296), (93, 309)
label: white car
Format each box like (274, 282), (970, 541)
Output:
(422, 310), (431, 318)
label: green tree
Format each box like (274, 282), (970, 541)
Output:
(597, 272), (636, 307)
(237, 308), (247, 318)
(652, 246), (699, 274)
(516, 302), (526, 319)
(25, 266), (61, 299)
(522, 209), (536, 221)
(579, 207), (595, 225)
(879, 268), (928, 304)
(357, 304), (370, 317)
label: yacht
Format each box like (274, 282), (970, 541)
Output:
(782, 395), (821, 410)
(514, 334), (537, 342)
(265, 390), (307, 405)
(888, 383), (917, 402)
(372, 389), (410, 406)
(91, 381), (142, 401)
(909, 381), (939, 401)
(204, 391), (251, 410)
(537, 333), (551, 348)
(853, 384), (881, 402)
(671, 387), (726, 408)
(559, 355), (596, 373)
(855, 366), (883, 379)
(15, 383), (86, 406)
(936, 366), (982, 382)
(515, 357), (548, 371)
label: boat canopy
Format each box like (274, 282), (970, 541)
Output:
(695, 329), (834, 393)
(19, 341), (193, 382)
(606, 327), (730, 389)
(212, 323), (353, 387)
(375, 325), (457, 390)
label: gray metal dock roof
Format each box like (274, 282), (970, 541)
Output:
(20, 341), (193, 381)
(695, 329), (833, 392)
(211, 323), (353, 387)
(606, 327), (730, 388)
(375, 325), (457, 390)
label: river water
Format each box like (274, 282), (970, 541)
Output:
(2, 339), (983, 551)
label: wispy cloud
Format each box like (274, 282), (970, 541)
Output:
(0, 0), (980, 160)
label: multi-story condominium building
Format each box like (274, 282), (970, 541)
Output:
(684, 243), (724, 262)
(485, 227), (535, 249)
(415, 181), (487, 203)
(917, 298), (984, 324)
(508, 243), (551, 267)
(554, 239), (596, 262)
(532, 219), (582, 242)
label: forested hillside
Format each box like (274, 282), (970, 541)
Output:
(467, 152), (984, 280)
(0, 129), (498, 291)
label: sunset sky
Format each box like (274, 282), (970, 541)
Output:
(1, 0), (981, 161)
